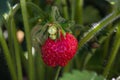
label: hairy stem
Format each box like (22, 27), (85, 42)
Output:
(78, 12), (120, 49)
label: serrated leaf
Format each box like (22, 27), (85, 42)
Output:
(59, 70), (106, 80)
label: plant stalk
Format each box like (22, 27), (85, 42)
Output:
(76, 11), (120, 69)
(11, 18), (23, 80)
(83, 25), (116, 69)
(20, 0), (35, 80)
(103, 24), (120, 78)
(0, 27), (17, 80)
(70, 0), (75, 20)
(54, 67), (62, 80)
(61, 0), (69, 19)
(78, 12), (120, 49)
(75, 0), (83, 24)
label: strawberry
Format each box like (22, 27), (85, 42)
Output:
(41, 32), (78, 67)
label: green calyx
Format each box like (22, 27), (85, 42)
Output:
(48, 24), (57, 35)
(47, 23), (66, 40)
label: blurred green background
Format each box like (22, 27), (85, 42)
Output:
(0, 0), (120, 80)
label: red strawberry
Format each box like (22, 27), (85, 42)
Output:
(41, 32), (78, 67)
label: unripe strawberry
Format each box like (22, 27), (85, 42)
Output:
(41, 32), (78, 67)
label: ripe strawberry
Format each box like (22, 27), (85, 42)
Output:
(41, 32), (78, 67)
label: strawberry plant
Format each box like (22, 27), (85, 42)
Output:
(0, 0), (120, 80)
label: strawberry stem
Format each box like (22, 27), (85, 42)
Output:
(61, 28), (66, 36)
(51, 6), (59, 22)
(55, 22), (66, 36)
(50, 6), (67, 37)
(54, 67), (62, 80)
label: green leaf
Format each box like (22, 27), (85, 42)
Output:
(59, 70), (106, 80)
(0, 0), (10, 26)
(106, 0), (120, 12)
